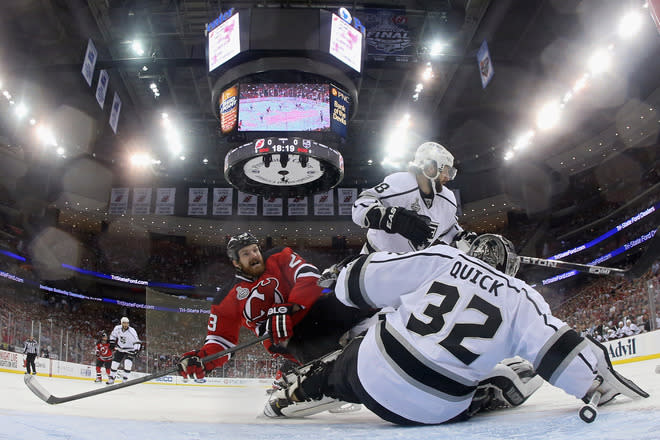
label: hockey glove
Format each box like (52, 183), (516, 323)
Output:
(453, 230), (478, 252)
(376, 206), (433, 247)
(257, 303), (299, 345)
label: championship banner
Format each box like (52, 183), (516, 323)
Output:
(132, 187), (152, 215)
(263, 196), (283, 216)
(108, 188), (129, 215)
(358, 9), (416, 62)
(212, 188), (233, 215)
(188, 188), (208, 216)
(237, 191), (258, 216)
(288, 196), (308, 216)
(81, 38), (97, 87)
(313, 191), (334, 216)
(109, 92), (121, 134)
(95, 69), (109, 109)
(477, 40), (494, 89)
(155, 188), (176, 215)
(337, 188), (357, 216)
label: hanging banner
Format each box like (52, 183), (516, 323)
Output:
(358, 9), (415, 62)
(212, 188), (233, 215)
(288, 196), (308, 216)
(132, 188), (152, 215)
(188, 188), (208, 215)
(81, 38), (97, 87)
(95, 70), (109, 109)
(337, 188), (357, 216)
(263, 196), (283, 216)
(109, 188), (129, 215)
(109, 92), (121, 134)
(313, 191), (334, 216)
(477, 40), (494, 89)
(155, 188), (176, 215)
(237, 191), (258, 215)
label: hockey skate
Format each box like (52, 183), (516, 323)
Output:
(582, 336), (649, 406)
(106, 377), (114, 385)
(94, 377), (102, 383)
(468, 357), (544, 416)
(263, 351), (360, 418)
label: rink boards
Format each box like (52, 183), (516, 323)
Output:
(2, 331), (659, 384)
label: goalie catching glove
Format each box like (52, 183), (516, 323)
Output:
(256, 303), (300, 345)
(365, 206), (433, 248)
(177, 345), (228, 382)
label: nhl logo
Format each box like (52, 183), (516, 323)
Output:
(236, 287), (250, 300)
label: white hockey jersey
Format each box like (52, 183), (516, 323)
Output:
(334, 245), (598, 424)
(109, 325), (141, 353)
(352, 172), (462, 252)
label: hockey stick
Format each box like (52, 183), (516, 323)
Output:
(519, 226), (660, 279)
(24, 335), (269, 405)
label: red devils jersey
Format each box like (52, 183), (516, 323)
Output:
(95, 342), (113, 361)
(202, 247), (322, 367)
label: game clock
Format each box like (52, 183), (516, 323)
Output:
(224, 137), (343, 197)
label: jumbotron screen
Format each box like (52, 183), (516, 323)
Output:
(237, 83), (331, 132)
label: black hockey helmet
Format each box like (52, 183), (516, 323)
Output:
(467, 234), (520, 277)
(98, 331), (107, 341)
(226, 232), (259, 261)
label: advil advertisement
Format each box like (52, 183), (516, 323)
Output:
(330, 85), (350, 138)
(220, 85), (238, 134)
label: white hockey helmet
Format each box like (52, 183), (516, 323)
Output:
(467, 234), (520, 277)
(410, 142), (457, 181)
(120, 317), (129, 324)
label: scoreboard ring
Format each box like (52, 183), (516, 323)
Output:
(224, 137), (344, 197)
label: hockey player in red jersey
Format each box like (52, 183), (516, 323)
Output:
(94, 332), (112, 383)
(178, 232), (370, 383)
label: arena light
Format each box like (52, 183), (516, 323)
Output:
(129, 152), (153, 168)
(131, 40), (145, 56)
(429, 41), (446, 57)
(618, 11), (643, 39)
(503, 150), (514, 161)
(422, 63), (434, 81)
(512, 130), (535, 151)
(14, 103), (28, 119)
(536, 101), (561, 131)
(35, 124), (57, 146)
(587, 49), (612, 75)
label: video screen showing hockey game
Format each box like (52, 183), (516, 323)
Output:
(237, 83), (331, 132)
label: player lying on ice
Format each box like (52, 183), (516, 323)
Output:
(263, 235), (649, 424)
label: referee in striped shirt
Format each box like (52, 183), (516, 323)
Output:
(23, 336), (38, 375)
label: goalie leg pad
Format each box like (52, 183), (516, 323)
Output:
(264, 350), (344, 418)
(582, 336), (649, 406)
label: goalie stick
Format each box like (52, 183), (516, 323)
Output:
(519, 226), (660, 279)
(24, 334), (269, 405)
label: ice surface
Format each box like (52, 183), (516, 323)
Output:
(1, 359), (658, 440)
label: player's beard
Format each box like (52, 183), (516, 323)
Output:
(239, 256), (265, 278)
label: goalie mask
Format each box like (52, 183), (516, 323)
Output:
(467, 234), (520, 277)
(410, 142), (458, 182)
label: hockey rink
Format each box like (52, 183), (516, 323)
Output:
(1, 359), (658, 440)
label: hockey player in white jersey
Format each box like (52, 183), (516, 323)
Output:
(107, 317), (141, 385)
(352, 141), (476, 253)
(266, 239), (648, 424)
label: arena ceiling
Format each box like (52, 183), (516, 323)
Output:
(1, 0), (659, 235)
